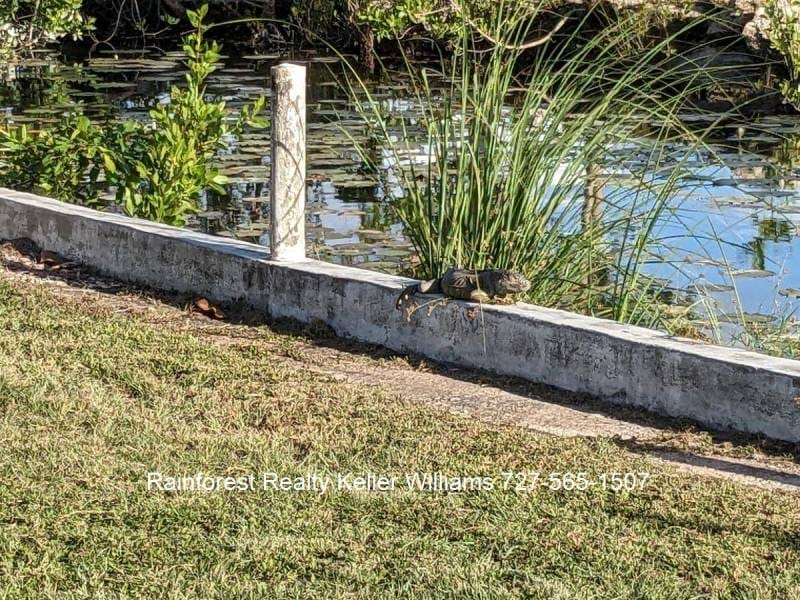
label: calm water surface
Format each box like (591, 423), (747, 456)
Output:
(2, 49), (800, 330)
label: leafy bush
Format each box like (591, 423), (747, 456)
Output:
(105, 4), (267, 225)
(0, 0), (91, 58)
(0, 114), (108, 207)
(765, 0), (800, 109)
(0, 4), (267, 227)
(357, 0), (555, 41)
(290, 0), (345, 38)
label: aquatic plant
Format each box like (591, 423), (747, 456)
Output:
(340, 2), (723, 328)
(0, 4), (267, 226)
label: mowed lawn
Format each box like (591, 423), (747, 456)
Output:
(0, 277), (798, 598)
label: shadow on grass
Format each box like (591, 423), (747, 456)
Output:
(3, 235), (799, 471)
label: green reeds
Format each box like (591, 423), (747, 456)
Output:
(339, 2), (730, 327)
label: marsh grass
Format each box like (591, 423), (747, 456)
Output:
(335, 3), (744, 328)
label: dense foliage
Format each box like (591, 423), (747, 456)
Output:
(766, 0), (800, 110)
(0, 0), (91, 58)
(2, 1), (800, 109)
(106, 5), (267, 225)
(0, 5), (267, 226)
(344, 5), (715, 327)
(358, 0), (510, 40)
(0, 115), (107, 207)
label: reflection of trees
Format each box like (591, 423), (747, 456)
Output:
(360, 201), (396, 232)
(745, 217), (793, 271)
(0, 60), (102, 114)
(758, 217), (792, 242)
(747, 237), (766, 271)
(0, 65), (50, 107)
(746, 218), (792, 271)
(772, 135), (800, 171)
(583, 163), (604, 233)
(582, 163), (608, 291)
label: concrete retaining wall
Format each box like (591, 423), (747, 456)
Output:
(2, 188), (800, 442)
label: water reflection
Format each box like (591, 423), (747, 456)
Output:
(1, 50), (800, 326)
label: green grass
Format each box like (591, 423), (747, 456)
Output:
(0, 278), (799, 598)
(735, 320), (800, 360)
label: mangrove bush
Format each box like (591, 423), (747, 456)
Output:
(0, 4), (267, 226)
(0, 0), (90, 59)
(766, 0), (800, 109)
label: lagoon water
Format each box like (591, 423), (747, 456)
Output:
(2, 49), (800, 332)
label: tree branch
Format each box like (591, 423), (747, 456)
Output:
(161, 0), (188, 20)
(452, 1), (573, 51)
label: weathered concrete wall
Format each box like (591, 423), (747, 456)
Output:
(2, 188), (800, 441)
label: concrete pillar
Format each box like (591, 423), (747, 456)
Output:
(270, 63), (306, 261)
(582, 163), (604, 234)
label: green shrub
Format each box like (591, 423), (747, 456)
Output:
(765, 0), (800, 109)
(105, 4), (267, 225)
(357, 0), (552, 41)
(290, 0), (346, 39)
(0, 4), (267, 227)
(0, 0), (92, 59)
(0, 113), (108, 207)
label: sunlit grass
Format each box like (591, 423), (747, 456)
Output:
(1, 276), (800, 596)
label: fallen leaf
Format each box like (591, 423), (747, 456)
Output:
(39, 250), (62, 265)
(192, 297), (225, 320)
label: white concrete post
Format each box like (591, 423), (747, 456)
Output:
(270, 63), (306, 261)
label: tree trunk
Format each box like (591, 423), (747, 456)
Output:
(347, 0), (375, 73)
(161, 0), (187, 20)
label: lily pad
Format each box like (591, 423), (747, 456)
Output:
(717, 312), (776, 324)
(688, 282), (735, 293)
(730, 269), (776, 279)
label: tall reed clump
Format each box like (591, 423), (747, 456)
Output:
(340, 2), (723, 328)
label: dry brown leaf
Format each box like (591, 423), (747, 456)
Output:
(192, 297), (225, 320)
(39, 250), (65, 267)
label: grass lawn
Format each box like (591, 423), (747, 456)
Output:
(0, 277), (799, 597)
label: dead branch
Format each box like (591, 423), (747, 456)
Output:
(451, 1), (573, 51)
